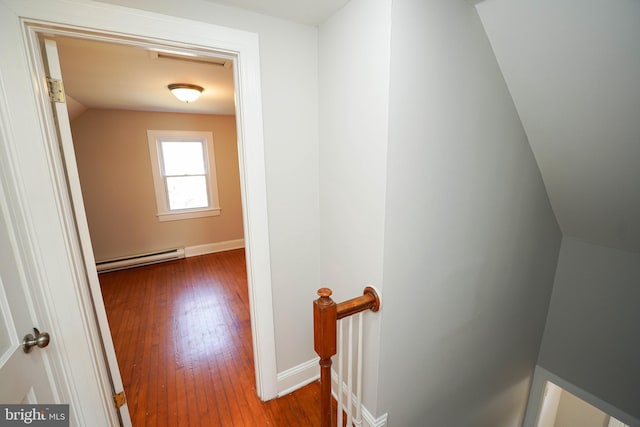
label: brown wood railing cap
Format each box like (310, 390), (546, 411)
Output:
(317, 288), (332, 298)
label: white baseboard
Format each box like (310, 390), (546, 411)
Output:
(277, 357), (319, 397)
(367, 411), (389, 427)
(333, 391), (388, 427)
(333, 395), (387, 427)
(184, 239), (245, 257)
(276, 358), (387, 427)
(330, 369), (388, 427)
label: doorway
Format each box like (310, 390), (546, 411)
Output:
(524, 367), (638, 427)
(9, 5), (277, 422)
(535, 382), (629, 427)
(51, 34), (241, 261)
(48, 33), (253, 424)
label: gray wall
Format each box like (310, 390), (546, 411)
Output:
(377, 0), (561, 425)
(318, 0), (391, 413)
(538, 237), (640, 420)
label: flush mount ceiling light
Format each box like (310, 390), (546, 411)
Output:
(168, 83), (204, 103)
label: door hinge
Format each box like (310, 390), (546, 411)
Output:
(46, 76), (66, 103)
(113, 391), (126, 409)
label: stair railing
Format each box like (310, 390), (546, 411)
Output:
(313, 286), (381, 427)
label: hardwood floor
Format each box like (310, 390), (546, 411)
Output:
(100, 249), (323, 426)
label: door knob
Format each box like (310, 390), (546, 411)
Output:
(22, 328), (50, 353)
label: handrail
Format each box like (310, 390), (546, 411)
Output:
(313, 287), (381, 427)
(337, 286), (381, 319)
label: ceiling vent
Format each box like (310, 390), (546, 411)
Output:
(149, 50), (232, 68)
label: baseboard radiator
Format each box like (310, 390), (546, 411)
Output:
(96, 248), (185, 273)
(314, 287), (381, 427)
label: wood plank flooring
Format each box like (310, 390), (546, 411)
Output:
(100, 249), (324, 426)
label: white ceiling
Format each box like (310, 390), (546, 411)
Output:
(476, 0), (640, 253)
(200, 0), (349, 26)
(55, 35), (236, 118)
(54, 0), (350, 118)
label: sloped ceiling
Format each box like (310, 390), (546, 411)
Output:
(476, 0), (640, 253)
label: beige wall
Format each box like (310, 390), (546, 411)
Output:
(554, 391), (609, 427)
(71, 109), (243, 261)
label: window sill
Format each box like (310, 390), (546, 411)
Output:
(157, 207), (221, 222)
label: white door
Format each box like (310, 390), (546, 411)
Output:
(41, 38), (132, 426)
(0, 184), (58, 405)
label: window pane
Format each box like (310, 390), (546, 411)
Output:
(161, 141), (206, 175)
(166, 176), (208, 210)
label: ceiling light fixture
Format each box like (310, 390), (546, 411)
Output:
(168, 83), (203, 103)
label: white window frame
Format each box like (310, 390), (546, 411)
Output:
(147, 130), (221, 221)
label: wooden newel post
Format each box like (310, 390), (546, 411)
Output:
(314, 288), (337, 427)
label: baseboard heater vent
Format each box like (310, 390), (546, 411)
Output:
(96, 248), (185, 273)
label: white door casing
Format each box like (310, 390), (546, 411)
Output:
(0, 0), (277, 424)
(523, 367), (640, 427)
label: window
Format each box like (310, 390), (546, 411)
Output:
(147, 130), (220, 221)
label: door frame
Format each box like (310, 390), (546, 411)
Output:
(0, 0), (277, 421)
(523, 366), (640, 427)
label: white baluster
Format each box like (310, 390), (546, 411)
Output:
(347, 316), (354, 426)
(337, 319), (343, 427)
(354, 312), (364, 426)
